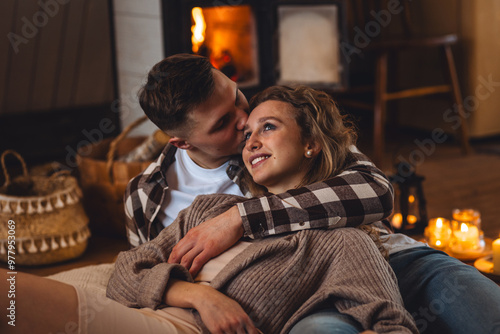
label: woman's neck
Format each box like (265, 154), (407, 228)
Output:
(266, 183), (297, 195)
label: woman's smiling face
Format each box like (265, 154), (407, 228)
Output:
(242, 100), (311, 194)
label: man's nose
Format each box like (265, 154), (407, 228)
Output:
(235, 108), (248, 131)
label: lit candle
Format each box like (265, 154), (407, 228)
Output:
(425, 218), (452, 249)
(451, 222), (482, 254)
(493, 238), (500, 275)
(450, 209), (484, 256)
(452, 208), (481, 229)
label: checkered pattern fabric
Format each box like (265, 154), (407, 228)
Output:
(238, 146), (394, 238)
(124, 145), (393, 247)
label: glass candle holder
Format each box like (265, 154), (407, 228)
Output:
(452, 208), (482, 230)
(425, 218), (452, 249)
(449, 208), (484, 256)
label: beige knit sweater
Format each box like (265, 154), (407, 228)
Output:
(107, 194), (417, 334)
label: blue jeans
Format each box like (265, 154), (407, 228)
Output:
(389, 246), (500, 334)
(288, 246), (500, 334)
(289, 308), (362, 334)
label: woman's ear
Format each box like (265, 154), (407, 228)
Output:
(304, 141), (321, 158)
(169, 137), (192, 150)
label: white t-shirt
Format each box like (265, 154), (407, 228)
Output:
(159, 149), (244, 228)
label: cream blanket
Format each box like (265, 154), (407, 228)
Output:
(47, 263), (115, 299)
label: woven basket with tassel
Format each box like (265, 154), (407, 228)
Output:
(0, 150), (90, 266)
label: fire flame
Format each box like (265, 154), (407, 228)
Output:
(191, 7), (206, 53)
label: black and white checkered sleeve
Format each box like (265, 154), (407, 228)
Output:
(124, 163), (164, 248)
(237, 149), (394, 239)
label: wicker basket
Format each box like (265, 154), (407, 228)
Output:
(77, 116), (154, 238)
(0, 150), (90, 266)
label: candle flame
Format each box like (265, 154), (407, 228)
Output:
(408, 195), (415, 203)
(407, 215), (417, 224)
(460, 222), (469, 233)
(436, 240), (442, 246)
(191, 7), (206, 53)
(436, 218), (443, 228)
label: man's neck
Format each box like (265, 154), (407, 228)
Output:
(186, 150), (229, 169)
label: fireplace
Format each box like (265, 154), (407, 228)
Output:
(191, 5), (260, 88)
(161, 0), (349, 96)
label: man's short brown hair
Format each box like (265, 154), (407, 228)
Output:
(138, 54), (215, 135)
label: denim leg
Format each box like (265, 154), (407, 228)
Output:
(288, 308), (362, 334)
(390, 246), (500, 334)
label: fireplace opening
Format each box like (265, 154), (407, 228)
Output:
(162, 1), (349, 96)
(190, 5), (259, 88)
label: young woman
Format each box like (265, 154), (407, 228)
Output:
(0, 86), (417, 334)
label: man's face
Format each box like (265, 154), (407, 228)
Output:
(182, 69), (249, 168)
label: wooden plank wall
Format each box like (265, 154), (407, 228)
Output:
(0, 0), (119, 165)
(0, 0), (115, 114)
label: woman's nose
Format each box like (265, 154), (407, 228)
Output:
(245, 133), (261, 152)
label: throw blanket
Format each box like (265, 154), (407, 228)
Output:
(47, 263), (115, 298)
(107, 194), (418, 334)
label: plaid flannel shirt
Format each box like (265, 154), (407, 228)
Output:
(124, 144), (394, 248)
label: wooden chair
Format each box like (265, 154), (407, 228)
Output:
(339, 0), (471, 167)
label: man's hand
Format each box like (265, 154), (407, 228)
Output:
(168, 206), (244, 276)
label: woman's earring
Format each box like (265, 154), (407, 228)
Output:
(306, 150), (313, 157)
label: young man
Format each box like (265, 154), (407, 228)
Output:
(125, 54), (500, 334)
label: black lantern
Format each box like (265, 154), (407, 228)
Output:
(389, 163), (428, 235)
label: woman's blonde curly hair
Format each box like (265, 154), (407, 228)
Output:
(246, 85), (357, 190)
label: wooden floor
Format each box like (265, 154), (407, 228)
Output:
(13, 129), (500, 277)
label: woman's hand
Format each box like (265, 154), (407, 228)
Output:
(192, 284), (259, 334)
